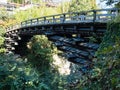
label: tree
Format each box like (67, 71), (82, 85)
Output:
(61, 1), (70, 13)
(9, 0), (23, 4)
(0, 54), (40, 90)
(100, 0), (120, 7)
(9, 0), (43, 4)
(27, 35), (53, 71)
(68, 0), (97, 12)
(100, 0), (119, 5)
(0, 26), (5, 53)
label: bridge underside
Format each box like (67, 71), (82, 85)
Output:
(5, 7), (120, 73)
(5, 22), (106, 72)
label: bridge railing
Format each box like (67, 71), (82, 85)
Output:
(6, 8), (120, 32)
(95, 8), (119, 22)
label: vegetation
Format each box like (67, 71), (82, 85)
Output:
(59, 1), (70, 13)
(27, 35), (67, 90)
(27, 35), (53, 71)
(94, 17), (120, 90)
(0, 54), (40, 90)
(12, 2), (70, 25)
(0, 26), (6, 53)
(68, 0), (96, 12)
(74, 17), (120, 90)
(8, 0), (42, 4)
(100, 0), (120, 5)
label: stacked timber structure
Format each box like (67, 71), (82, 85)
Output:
(5, 8), (119, 72)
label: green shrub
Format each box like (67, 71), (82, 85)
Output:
(74, 16), (120, 90)
(65, 16), (120, 90)
(27, 35), (68, 90)
(94, 20), (120, 90)
(0, 54), (40, 90)
(0, 26), (6, 53)
(27, 35), (53, 71)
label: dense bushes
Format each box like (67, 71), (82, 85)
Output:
(95, 18), (120, 89)
(27, 35), (54, 71)
(0, 26), (6, 53)
(0, 54), (40, 90)
(73, 17), (120, 90)
(27, 35), (67, 90)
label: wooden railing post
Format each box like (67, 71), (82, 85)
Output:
(53, 16), (56, 23)
(44, 17), (46, 24)
(77, 13), (80, 21)
(11, 25), (13, 30)
(115, 8), (119, 16)
(60, 14), (65, 23)
(63, 14), (66, 22)
(30, 20), (32, 25)
(6, 27), (9, 32)
(25, 21), (27, 26)
(36, 18), (39, 24)
(21, 22), (23, 27)
(93, 10), (96, 23)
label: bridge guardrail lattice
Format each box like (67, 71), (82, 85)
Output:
(6, 8), (120, 32)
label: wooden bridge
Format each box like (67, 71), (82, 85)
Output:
(5, 8), (119, 72)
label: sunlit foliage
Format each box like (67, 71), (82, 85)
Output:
(0, 27), (6, 53)
(68, 0), (97, 12)
(14, 5), (62, 23)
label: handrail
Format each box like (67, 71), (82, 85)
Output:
(6, 8), (120, 32)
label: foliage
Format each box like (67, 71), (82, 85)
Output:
(68, 0), (97, 12)
(27, 35), (53, 71)
(27, 35), (67, 90)
(94, 18), (120, 90)
(100, 0), (120, 8)
(14, 6), (61, 23)
(32, 0), (43, 3)
(9, 0), (23, 4)
(0, 7), (16, 27)
(58, 1), (70, 13)
(100, 0), (120, 5)
(0, 54), (40, 90)
(71, 15), (120, 90)
(0, 8), (8, 21)
(0, 27), (6, 53)
(8, 0), (43, 4)
(0, 8), (6, 51)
